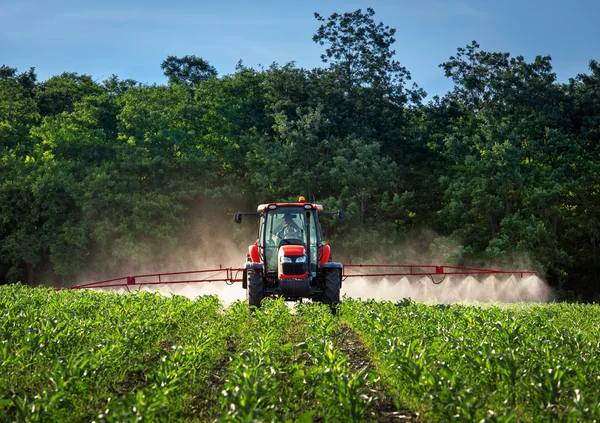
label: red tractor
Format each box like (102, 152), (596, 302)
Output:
(235, 197), (345, 307)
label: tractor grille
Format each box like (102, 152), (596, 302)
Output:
(282, 262), (307, 276)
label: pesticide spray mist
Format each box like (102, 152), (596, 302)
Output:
(341, 274), (552, 303)
(81, 204), (553, 305)
(99, 274), (552, 306)
(100, 281), (247, 305)
(74, 198), (253, 304)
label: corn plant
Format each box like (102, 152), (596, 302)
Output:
(3, 285), (600, 422)
(339, 298), (600, 422)
(0, 285), (243, 422)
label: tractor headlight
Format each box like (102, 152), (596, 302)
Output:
(280, 256), (292, 263)
(295, 255), (307, 263)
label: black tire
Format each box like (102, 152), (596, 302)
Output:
(322, 270), (341, 313)
(247, 269), (264, 308)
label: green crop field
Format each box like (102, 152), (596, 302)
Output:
(1, 285), (599, 422)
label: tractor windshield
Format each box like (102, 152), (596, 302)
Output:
(261, 207), (318, 273)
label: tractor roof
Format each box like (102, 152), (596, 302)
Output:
(257, 203), (324, 212)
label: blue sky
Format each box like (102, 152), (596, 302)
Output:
(1, 0), (598, 99)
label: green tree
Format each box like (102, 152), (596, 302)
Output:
(0, 67), (40, 153)
(313, 8), (415, 101)
(434, 42), (576, 286)
(328, 137), (401, 258)
(311, 8), (431, 220)
(0, 154), (41, 284)
(161, 55), (217, 88)
(0, 67), (41, 283)
(36, 72), (103, 116)
(558, 60), (600, 296)
(245, 104), (337, 202)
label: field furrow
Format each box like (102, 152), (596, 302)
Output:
(334, 322), (421, 422)
(294, 303), (385, 422)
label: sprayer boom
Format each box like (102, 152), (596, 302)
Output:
(70, 264), (536, 290)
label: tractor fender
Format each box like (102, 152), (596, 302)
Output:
(249, 242), (260, 263)
(319, 244), (331, 265)
(243, 262), (263, 289)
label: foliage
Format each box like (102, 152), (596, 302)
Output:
(0, 8), (599, 296)
(313, 7), (419, 105)
(0, 284), (247, 422)
(340, 298), (600, 422)
(3, 286), (599, 421)
(161, 55), (218, 88)
(218, 298), (289, 422)
(296, 302), (376, 421)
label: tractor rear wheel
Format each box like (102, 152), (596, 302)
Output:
(322, 269), (341, 312)
(247, 269), (264, 308)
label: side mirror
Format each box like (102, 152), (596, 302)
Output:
(234, 213), (243, 224)
(337, 210), (346, 222)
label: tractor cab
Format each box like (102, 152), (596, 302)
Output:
(235, 197), (344, 308)
(260, 205), (321, 277)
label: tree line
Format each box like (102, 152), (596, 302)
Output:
(1, 9), (599, 299)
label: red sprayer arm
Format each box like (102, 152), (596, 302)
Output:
(69, 264), (536, 290)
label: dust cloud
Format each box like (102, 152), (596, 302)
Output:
(73, 198), (254, 293)
(89, 210), (253, 305)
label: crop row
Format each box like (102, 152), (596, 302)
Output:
(0, 285), (248, 422)
(1, 287), (387, 422)
(339, 298), (600, 422)
(5, 284), (599, 422)
(217, 300), (379, 422)
(218, 298), (293, 421)
(295, 303), (376, 421)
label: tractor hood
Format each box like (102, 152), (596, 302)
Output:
(278, 245), (308, 279)
(279, 245), (305, 256)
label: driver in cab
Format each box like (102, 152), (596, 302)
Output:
(276, 213), (301, 240)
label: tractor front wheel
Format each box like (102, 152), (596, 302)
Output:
(247, 269), (264, 308)
(322, 270), (341, 312)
